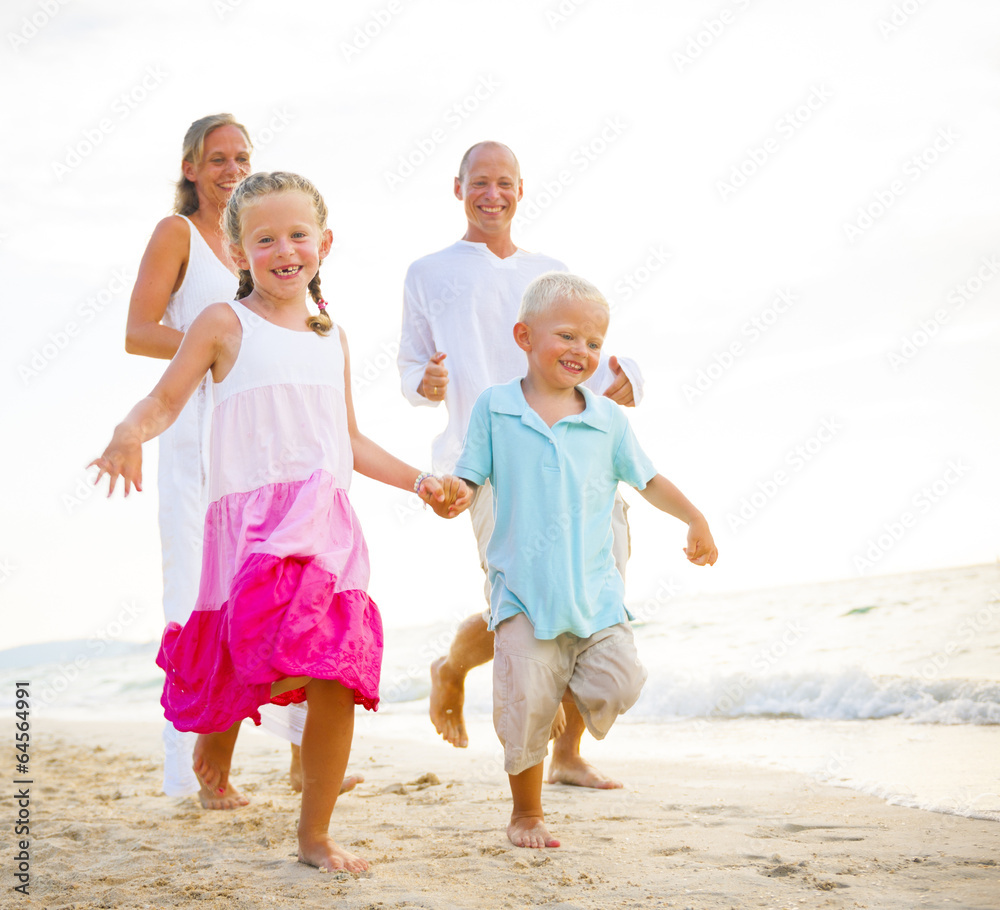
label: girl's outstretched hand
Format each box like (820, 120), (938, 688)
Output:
(89, 426), (144, 497)
(683, 516), (718, 566)
(418, 474), (472, 518)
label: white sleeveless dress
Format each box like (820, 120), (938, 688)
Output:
(157, 215), (236, 795)
(158, 214), (237, 626)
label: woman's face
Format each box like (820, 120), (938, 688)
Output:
(183, 124), (252, 214)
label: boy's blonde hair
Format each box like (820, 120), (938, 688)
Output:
(223, 171), (333, 336)
(517, 271), (610, 323)
(173, 113), (252, 216)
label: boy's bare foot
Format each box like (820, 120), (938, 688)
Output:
(298, 834), (369, 872)
(507, 814), (560, 849)
(548, 703), (567, 741)
(429, 657), (469, 748)
(289, 743), (364, 794)
(547, 754), (622, 789)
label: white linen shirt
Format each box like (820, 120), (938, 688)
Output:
(398, 240), (645, 472)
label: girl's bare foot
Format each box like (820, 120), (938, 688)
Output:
(298, 833), (369, 872)
(507, 814), (560, 849)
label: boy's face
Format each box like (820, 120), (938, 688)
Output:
(515, 296), (609, 392)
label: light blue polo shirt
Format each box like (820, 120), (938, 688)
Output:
(454, 378), (657, 640)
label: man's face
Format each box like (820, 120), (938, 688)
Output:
(455, 145), (523, 241)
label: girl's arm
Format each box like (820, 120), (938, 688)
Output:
(340, 327), (469, 517)
(91, 303), (238, 496)
(638, 474), (718, 566)
(124, 216), (192, 359)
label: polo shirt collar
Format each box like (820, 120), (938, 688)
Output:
(489, 378), (612, 432)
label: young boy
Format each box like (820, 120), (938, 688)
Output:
(453, 271), (718, 849)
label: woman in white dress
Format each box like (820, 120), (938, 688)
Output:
(125, 113), (253, 808)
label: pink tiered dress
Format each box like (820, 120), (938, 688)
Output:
(157, 302), (383, 733)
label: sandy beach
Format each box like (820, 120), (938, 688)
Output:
(5, 714), (997, 910)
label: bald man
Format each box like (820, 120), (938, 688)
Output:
(397, 141), (643, 788)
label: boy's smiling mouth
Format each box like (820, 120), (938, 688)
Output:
(559, 359), (584, 373)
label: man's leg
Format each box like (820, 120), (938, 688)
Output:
(429, 612), (494, 747)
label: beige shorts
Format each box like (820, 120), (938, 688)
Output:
(470, 480), (632, 617)
(492, 612), (647, 776)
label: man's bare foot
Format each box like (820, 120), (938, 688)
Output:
(290, 743), (364, 794)
(549, 703), (567, 741)
(298, 834), (369, 872)
(547, 754), (623, 789)
(429, 657), (469, 748)
(507, 814), (560, 849)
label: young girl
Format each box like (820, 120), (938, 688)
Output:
(91, 171), (470, 872)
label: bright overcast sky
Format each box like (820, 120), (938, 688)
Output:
(2, 0), (998, 649)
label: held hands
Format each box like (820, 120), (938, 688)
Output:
(417, 474), (472, 518)
(683, 515), (718, 567)
(89, 425), (144, 497)
(418, 352), (449, 402)
(601, 355), (635, 407)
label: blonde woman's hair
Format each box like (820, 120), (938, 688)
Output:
(518, 271), (610, 323)
(173, 113), (253, 216)
(223, 171), (333, 336)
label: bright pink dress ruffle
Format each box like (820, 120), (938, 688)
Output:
(156, 473), (383, 734)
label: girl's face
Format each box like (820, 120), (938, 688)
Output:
(183, 125), (252, 213)
(230, 191), (332, 303)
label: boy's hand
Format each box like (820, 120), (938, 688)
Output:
(683, 516), (718, 566)
(89, 426), (144, 497)
(418, 474), (472, 518)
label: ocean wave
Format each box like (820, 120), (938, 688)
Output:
(636, 667), (1000, 724)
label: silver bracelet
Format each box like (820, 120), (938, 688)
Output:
(413, 471), (436, 494)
